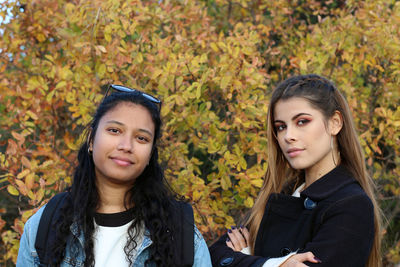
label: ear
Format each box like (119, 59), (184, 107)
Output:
(329, 110), (343, 136)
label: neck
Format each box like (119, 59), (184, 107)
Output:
(305, 167), (332, 188)
(304, 156), (340, 188)
(96, 181), (133, 213)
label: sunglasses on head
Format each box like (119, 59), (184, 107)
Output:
(104, 84), (162, 111)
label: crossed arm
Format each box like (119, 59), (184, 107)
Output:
(226, 226), (320, 267)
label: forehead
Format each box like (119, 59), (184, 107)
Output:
(100, 103), (155, 129)
(274, 97), (322, 120)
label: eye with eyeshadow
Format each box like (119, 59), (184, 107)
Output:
(274, 123), (286, 132)
(297, 118), (311, 126)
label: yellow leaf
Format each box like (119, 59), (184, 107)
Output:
(104, 32), (111, 42)
(26, 110), (38, 120)
(97, 64), (106, 78)
(239, 158), (247, 170)
(193, 190), (201, 201)
(220, 176), (229, 190)
(299, 60), (307, 71)
(17, 169), (30, 179)
(242, 47), (253, 56)
(36, 33), (46, 42)
(233, 47), (240, 58)
(175, 95), (185, 106)
(210, 43), (219, 52)
(375, 65), (384, 72)
(60, 66), (73, 80)
(45, 54), (54, 62)
(28, 190), (35, 200)
(41, 160), (54, 168)
(151, 68), (163, 80)
(220, 76), (231, 89)
(46, 90), (56, 103)
(244, 197), (254, 208)
(66, 140), (79, 150)
(35, 188), (44, 202)
(136, 53), (143, 63)
(196, 84), (202, 99)
(22, 209), (35, 222)
(7, 185), (19, 196)
(55, 81), (67, 89)
(250, 179), (263, 188)
(200, 53), (208, 63)
(83, 65), (92, 73)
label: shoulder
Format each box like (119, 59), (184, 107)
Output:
(322, 171), (373, 214)
(23, 205), (46, 239)
(22, 192), (70, 245)
(319, 189), (374, 241)
(324, 190), (373, 218)
(19, 204), (46, 256)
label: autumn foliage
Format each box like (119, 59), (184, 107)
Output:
(0, 0), (399, 265)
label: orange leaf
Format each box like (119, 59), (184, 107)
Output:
(15, 179), (28, 196)
(21, 156), (31, 168)
(6, 139), (18, 155)
(25, 173), (35, 190)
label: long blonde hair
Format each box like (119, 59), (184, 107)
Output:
(246, 74), (382, 267)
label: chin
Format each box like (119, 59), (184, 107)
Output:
(287, 161), (310, 171)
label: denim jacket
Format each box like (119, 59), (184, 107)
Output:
(17, 205), (212, 267)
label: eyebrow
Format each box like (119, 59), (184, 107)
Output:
(105, 120), (154, 137)
(274, 112), (313, 123)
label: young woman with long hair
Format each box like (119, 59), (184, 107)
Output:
(210, 74), (381, 267)
(17, 85), (211, 266)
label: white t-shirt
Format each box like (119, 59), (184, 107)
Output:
(93, 209), (144, 267)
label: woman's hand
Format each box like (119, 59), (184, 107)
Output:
(226, 226), (250, 252)
(280, 252), (322, 267)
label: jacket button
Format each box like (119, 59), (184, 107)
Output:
(220, 257), (234, 266)
(304, 197), (317, 210)
(280, 247), (292, 256)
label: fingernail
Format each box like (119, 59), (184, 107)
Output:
(314, 257), (322, 263)
(240, 225), (244, 229)
(226, 237), (230, 242)
(231, 226), (236, 229)
(228, 229), (232, 233)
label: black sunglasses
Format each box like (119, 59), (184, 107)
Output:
(104, 84), (162, 110)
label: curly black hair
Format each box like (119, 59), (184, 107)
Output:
(50, 91), (182, 266)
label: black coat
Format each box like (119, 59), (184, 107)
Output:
(209, 165), (375, 267)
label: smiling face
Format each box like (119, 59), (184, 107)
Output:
(91, 102), (155, 188)
(273, 97), (342, 181)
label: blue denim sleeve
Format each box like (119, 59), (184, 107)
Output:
(193, 225), (212, 267)
(16, 206), (45, 267)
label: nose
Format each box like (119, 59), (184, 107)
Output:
(117, 136), (133, 152)
(284, 126), (297, 143)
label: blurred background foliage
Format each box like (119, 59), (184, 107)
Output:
(0, 0), (399, 265)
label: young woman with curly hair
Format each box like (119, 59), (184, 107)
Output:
(17, 85), (211, 267)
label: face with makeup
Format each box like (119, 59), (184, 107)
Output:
(273, 97), (342, 179)
(90, 102), (155, 188)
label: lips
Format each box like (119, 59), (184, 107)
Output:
(110, 156), (134, 166)
(286, 148), (304, 158)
